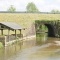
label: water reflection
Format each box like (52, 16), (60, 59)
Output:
(0, 40), (23, 60)
(36, 33), (48, 45)
(0, 38), (36, 60)
(0, 33), (60, 60)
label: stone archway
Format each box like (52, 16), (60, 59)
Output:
(35, 20), (60, 37)
(44, 24), (55, 37)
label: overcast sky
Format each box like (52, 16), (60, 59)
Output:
(0, 0), (60, 12)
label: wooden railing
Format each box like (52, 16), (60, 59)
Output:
(6, 34), (23, 42)
(0, 34), (23, 45)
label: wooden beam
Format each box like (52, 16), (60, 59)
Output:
(15, 30), (17, 39)
(20, 29), (21, 35)
(19, 29), (22, 37)
(8, 29), (10, 42)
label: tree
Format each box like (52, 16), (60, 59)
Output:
(51, 9), (60, 13)
(7, 5), (16, 12)
(26, 2), (39, 12)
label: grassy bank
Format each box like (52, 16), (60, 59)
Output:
(0, 13), (60, 36)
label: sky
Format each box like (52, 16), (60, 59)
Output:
(0, 0), (60, 12)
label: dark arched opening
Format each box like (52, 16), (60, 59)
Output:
(45, 24), (55, 37)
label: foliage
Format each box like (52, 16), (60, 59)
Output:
(26, 2), (39, 12)
(40, 25), (48, 32)
(7, 5), (16, 12)
(51, 9), (60, 13)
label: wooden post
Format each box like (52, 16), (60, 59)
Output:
(20, 29), (21, 37)
(8, 29), (10, 42)
(1, 29), (3, 35)
(15, 30), (17, 39)
(5, 36), (7, 46)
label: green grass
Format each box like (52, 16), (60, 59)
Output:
(0, 13), (60, 35)
(0, 13), (60, 27)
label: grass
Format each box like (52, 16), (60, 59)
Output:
(0, 13), (60, 26)
(0, 13), (60, 35)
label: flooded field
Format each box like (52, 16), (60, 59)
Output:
(0, 33), (60, 60)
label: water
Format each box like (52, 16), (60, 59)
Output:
(0, 33), (60, 60)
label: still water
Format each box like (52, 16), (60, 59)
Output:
(0, 33), (60, 60)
